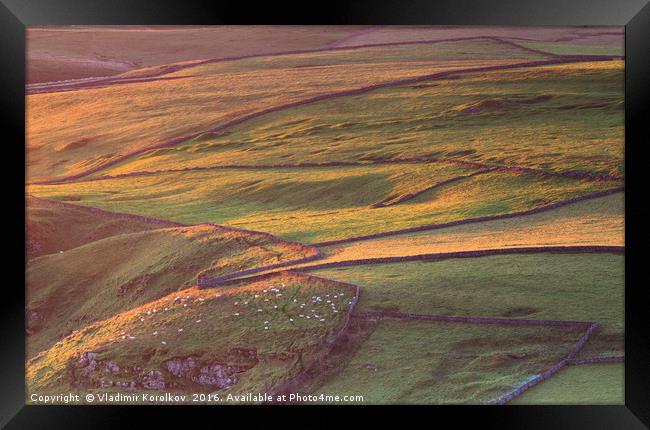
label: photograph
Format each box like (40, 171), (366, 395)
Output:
(23, 24), (627, 406)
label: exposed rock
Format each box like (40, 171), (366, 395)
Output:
(81, 359), (98, 376)
(78, 352), (97, 367)
(163, 356), (254, 389)
(192, 363), (240, 388)
(143, 370), (166, 390)
(164, 356), (199, 377)
(104, 361), (120, 374)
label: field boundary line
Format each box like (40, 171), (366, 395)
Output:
(27, 195), (320, 260)
(59, 157), (624, 185)
(200, 245), (623, 288)
(351, 311), (592, 328)
(347, 311), (605, 404)
(371, 167), (496, 208)
(491, 322), (601, 404)
(265, 273), (361, 399)
(314, 187), (624, 246)
(26, 35), (559, 94)
(27, 32), (623, 93)
(31, 56), (622, 185)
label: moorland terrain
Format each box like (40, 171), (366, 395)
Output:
(26, 25), (624, 404)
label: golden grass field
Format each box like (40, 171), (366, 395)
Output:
(27, 38), (547, 182)
(26, 26), (625, 404)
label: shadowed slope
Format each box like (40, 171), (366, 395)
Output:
(26, 223), (317, 358)
(27, 26), (364, 83)
(26, 196), (182, 260)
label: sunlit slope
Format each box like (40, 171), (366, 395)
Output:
(320, 192), (623, 262)
(313, 253), (623, 355)
(314, 319), (585, 404)
(27, 273), (356, 401)
(26, 196), (181, 260)
(26, 39), (541, 182)
(105, 61), (624, 178)
(28, 167), (621, 243)
(26, 224), (317, 358)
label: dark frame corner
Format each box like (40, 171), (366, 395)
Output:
(2, 0), (648, 428)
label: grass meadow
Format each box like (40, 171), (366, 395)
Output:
(26, 27), (624, 404)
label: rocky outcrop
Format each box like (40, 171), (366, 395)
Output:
(163, 356), (255, 389)
(72, 351), (257, 391)
(142, 370), (166, 389)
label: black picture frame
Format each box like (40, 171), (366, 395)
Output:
(2, 0), (648, 428)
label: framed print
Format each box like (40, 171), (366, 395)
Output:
(2, 0), (649, 428)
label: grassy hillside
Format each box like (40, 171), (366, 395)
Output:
(25, 26), (625, 405)
(26, 196), (181, 260)
(314, 319), (585, 404)
(28, 169), (620, 244)
(27, 273), (356, 402)
(27, 224), (316, 358)
(27, 38), (539, 182)
(103, 61), (624, 178)
(313, 253), (623, 355)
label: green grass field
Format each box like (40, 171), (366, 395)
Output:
(29, 168), (620, 244)
(313, 253), (623, 352)
(317, 192), (623, 262)
(511, 363), (624, 404)
(314, 319), (585, 404)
